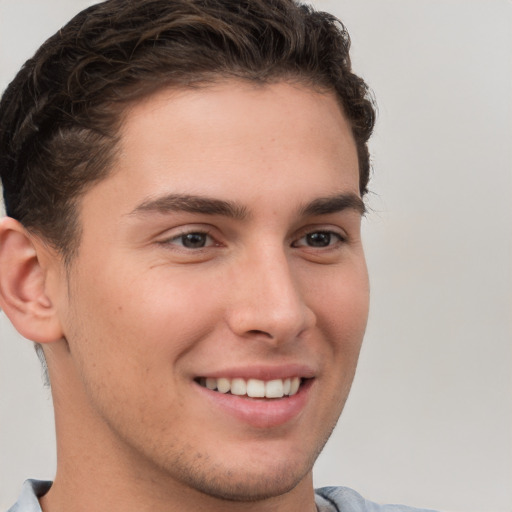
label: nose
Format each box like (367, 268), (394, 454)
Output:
(226, 247), (316, 344)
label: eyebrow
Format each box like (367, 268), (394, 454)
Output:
(129, 191), (365, 220)
(299, 193), (366, 217)
(129, 194), (249, 220)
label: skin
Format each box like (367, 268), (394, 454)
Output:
(2, 81), (369, 512)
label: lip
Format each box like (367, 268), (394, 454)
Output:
(196, 363), (316, 381)
(193, 365), (315, 429)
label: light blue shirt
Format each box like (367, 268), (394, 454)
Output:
(8, 479), (440, 512)
(315, 486), (440, 512)
(6, 480), (51, 512)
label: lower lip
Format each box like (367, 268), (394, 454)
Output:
(194, 379), (313, 429)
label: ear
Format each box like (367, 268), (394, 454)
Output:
(0, 217), (64, 343)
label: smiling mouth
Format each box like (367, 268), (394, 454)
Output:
(196, 377), (305, 399)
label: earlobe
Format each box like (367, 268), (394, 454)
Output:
(0, 217), (64, 343)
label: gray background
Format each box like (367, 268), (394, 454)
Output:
(0, 1), (511, 511)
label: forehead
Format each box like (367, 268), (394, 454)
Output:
(81, 80), (360, 223)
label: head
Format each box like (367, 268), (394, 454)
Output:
(0, 0), (375, 507)
(0, 0), (374, 260)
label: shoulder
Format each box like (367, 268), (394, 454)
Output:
(7, 480), (51, 512)
(9, 481), (440, 512)
(315, 486), (441, 512)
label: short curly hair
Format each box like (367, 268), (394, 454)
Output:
(0, 0), (375, 261)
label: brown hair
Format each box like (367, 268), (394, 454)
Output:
(0, 0), (375, 260)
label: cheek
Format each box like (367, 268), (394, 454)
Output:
(318, 275), (368, 404)
(331, 278), (369, 335)
(306, 262), (370, 346)
(77, 268), (225, 363)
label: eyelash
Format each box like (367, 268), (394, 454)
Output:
(159, 228), (346, 251)
(159, 229), (217, 250)
(292, 230), (346, 249)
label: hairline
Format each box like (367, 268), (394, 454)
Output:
(54, 76), (360, 266)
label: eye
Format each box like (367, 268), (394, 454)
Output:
(163, 231), (216, 249)
(293, 230), (344, 248)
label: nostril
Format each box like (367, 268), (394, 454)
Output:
(247, 329), (273, 338)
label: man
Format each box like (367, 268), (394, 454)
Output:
(0, 1), (437, 511)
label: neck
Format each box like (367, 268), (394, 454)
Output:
(40, 462), (317, 512)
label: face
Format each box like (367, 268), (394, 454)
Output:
(50, 81), (369, 503)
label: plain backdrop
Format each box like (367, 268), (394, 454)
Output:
(0, 1), (511, 511)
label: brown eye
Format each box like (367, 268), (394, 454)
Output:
(180, 232), (208, 248)
(305, 232), (333, 247)
(293, 231), (344, 248)
(161, 231), (216, 249)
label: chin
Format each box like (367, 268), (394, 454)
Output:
(181, 464), (311, 502)
(158, 438), (322, 503)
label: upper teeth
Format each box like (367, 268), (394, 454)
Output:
(201, 377), (301, 398)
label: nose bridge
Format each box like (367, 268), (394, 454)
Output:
(227, 243), (315, 342)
